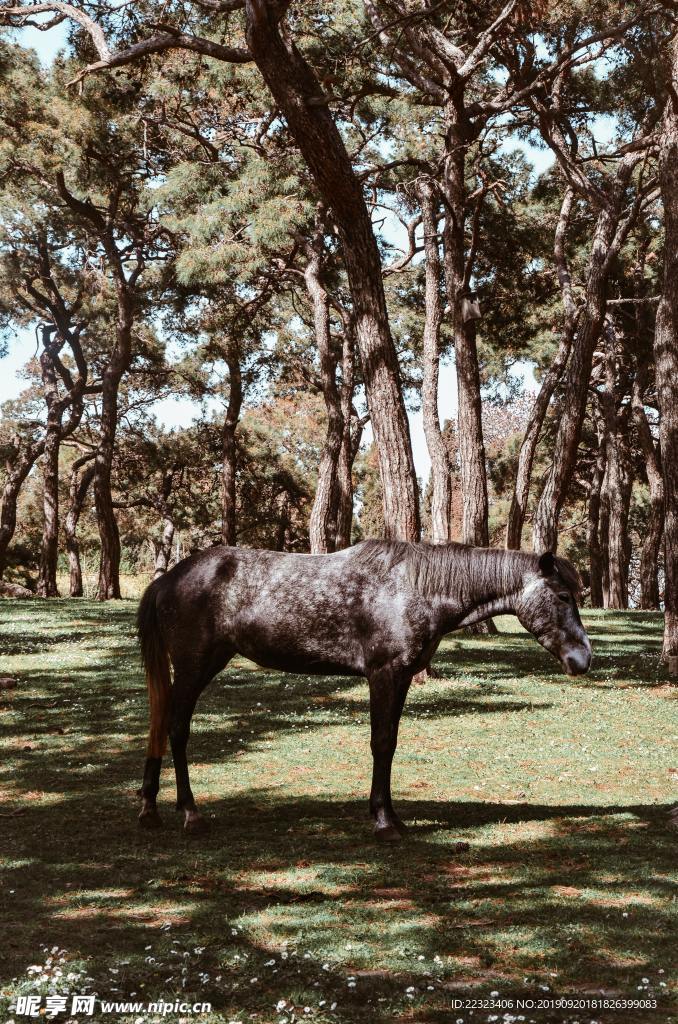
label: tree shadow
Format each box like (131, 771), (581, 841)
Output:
(0, 601), (674, 1023)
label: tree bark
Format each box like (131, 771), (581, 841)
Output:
(65, 455), (95, 598)
(94, 280), (134, 600)
(587, 412), (607, 607)
(417, 179), (452, 544)
(632, 364), (663, 610)
(305, 237), (344, 554)
(532, 206), (616, 552)
(54, 171), (136, 600)
(334, 328), (357, 550)
(599, 331), (632, 609)
(245, 0), (419, 541)
(95, 368), (126, 599)
(532, 139), (644, 553)
(0, 438), (45, 580)
(654, 35), (678, 659)
(506, 189), (576, 550)
(37, 339), (65, 598)
(221, 343), (243, 547)
(441, 101), (488, 549)
(153, 516), (175, 578)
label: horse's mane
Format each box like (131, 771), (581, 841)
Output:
(354, 540), (582, 598)
(551, 555), (582, 595)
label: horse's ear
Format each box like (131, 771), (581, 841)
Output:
(538, 552), (556, 577)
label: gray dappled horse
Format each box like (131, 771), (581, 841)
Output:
(137, 541), (591, 842)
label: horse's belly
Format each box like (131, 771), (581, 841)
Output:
(232, 623), (365, 676)
(246, 648), (364, 677)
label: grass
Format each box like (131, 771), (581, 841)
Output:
(0, 601), (675, 1024)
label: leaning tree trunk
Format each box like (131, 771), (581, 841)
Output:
(221, 343), (243, 547)
(632, 366), (664, 610)
(245, 0), (419, 541)
(305, 238), (344, 554)
(532, 205), (617, 552)
(0, 439), (45, 580)
(653, 34), (678, 660)
(418, 179), (452, 544)
(65, 455), (95, 598)
(506, 190), (576, 550)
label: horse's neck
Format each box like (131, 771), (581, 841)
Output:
(441, 547), (528, 628)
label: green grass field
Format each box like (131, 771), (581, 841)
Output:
(0, 601), (675, 1024)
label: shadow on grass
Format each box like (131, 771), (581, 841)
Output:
(1, 783), (675, 1023)
(0, 601), (674, 1023)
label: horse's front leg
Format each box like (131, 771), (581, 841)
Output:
(368, 664), (412, 843)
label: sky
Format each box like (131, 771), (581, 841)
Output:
(2, 18), (615, 483)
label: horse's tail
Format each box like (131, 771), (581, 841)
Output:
(137, 579), (171, 758)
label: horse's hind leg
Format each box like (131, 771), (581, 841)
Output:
(139, 756), (163, 828)
(368, 663), (413, 843)
(171, 649), (232, 834)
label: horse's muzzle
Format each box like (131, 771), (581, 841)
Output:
(562, 649), (591, 676)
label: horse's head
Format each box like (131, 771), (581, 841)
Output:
(515, 552), (591, 676)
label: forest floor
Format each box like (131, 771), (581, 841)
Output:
(0, 602), (675, 1024)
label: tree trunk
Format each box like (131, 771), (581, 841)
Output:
(587, 413), (607, 607)
(507, 190), (576, 550)
(334, 329), (357, 550)
(245, 0), (419, 541)
(418, 179), (452, 544)
(599, 465), (611, 607)
(0, 441), (44, 580)
(506, 328), (573, 550)
(95, 372), (124, 600)
(37, 343), (64, 598)
(274, 491), (290, 551)
(153, 516), (175, 578)
(632, 365), (664, 610)
(95, 296), (134, 600)
(603, 422), (632, 609)
(654, 36), (678, 661)
(532, 138), (644, 556)
(65, 456), (95, 598)
(305, 238), (344, 554)
(221, 344), (243, 547)
(532, 206), (616, 552)
(441, 102), (488, 549)
(599, 325), (632, 609)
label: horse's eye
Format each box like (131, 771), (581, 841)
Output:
(558, 592), (570, 603)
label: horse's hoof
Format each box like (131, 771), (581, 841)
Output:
(138, 808), (163, 829)
(375, 824), (402, 843)
(184, 812), (210, 835)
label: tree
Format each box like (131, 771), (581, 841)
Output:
(654, 31), (678, 660)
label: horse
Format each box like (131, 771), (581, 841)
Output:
(136, 541), (591, 842)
